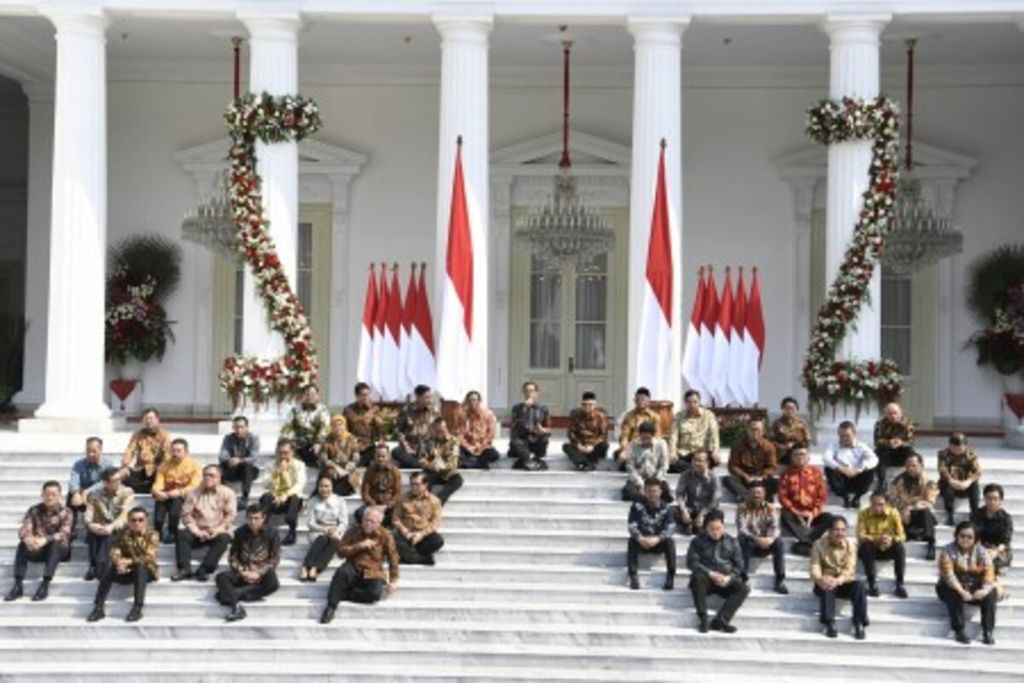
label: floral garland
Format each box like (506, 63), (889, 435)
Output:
(218, 92), (322, 407)
(105, 267), (173, 365)
(801, 97), (904, 413)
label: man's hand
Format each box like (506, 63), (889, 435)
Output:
(972, 588), (989, 601)
(709, 572), (729, 587)
(153, 490), (168, 502)
(227, 457), (240, 468)
(800, 513), (814, 527)
(879, 535), (893, 551)
(694, 512), (705, 529)
(360, 538), (378, 550)
(24, 536), (43, 552)
(70, 492), (85, 508)
(679, 508), (692, 525)
(115, 559), (132, 574)
(756, 536), (773, 550)
(386, 582), (398, 596)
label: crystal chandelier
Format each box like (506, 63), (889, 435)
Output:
(181, 37), (241, 260)
(516, 29), (615, 269)
(882, 39), (963, 275)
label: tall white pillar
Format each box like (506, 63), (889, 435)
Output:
(239, 12), (300, 364)
(22, 10), (119, 433)
(433, 16), (491, 400)
(626, 18), (688, 408)
(818, 15), (890, 433)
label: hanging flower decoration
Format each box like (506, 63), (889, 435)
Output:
(218, 92), (322, 407)
(801, 97), (905, 414)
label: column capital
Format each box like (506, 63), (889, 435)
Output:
(821, 14), (891, 43)
(238, 10), (302, 41)
(42, 6), (107, 37)
(626, 16), (690, 45)
(432, 15), (493, 44)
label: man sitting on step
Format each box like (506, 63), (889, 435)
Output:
(937, 432), (982, 526)
(215, 504), (282, 623)
(562, 391), (610, 471)
(823, 421), (878, 509)
(67, 436), (113, 530)
(856, 492), (909, 599)
(218, 415), (260, 508)
(777, 446), (833, 555)
(172, 465), (237, 582)
(614, 387), (663, 470)
(873, 402), (917, 491)
(888, 453), (938, 561)
(392, 385), (440, 469)
(675, 450), (720, 535)
(736, 481), (788, 594)
(119, 408), (171, 494)
(281, 384), (331, 468)
(507, 380), (551, 471)
(391, 472), (445, 565)
(811, 515), (869, 640)
(259, 438), (307, 546)
(346, 382), (386, 467)
(4, 481), (73, 603)
(151, 438), (202, 544)
(723, 420), (778, 503)
(359, 443), (403, 525)
(83, 467), (134, 581)
(626, 479), (676, 591)
(621, 421), (672, 503)
(419, 417), (465, 505)
(456, 390), (501, 470)
(320, 506), (400, 624)
(87, 506), (159, 623)
(668, 390), (720, 472)
(685, 509), (750, 634)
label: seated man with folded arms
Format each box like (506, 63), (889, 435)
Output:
(259, 438), (307, 546)
(873, 401), (917, 490)
(971, 483), (1014, 597)
(810, 516), (868, 640)
(857, 491), (909, 599)
(391, 472), (445, 565)
(301, 476), (349, 582)
(67, 437), (112, 529)
(420, 417), (464, 505)
(507, 381), (551, 471)
(888, 453), (939, 561)
(736, 481), (788, 594)
(626, 479), (676, 591)
(936, 521), (998, 645)
(668, 390), (720, 473)
(215, 504), (281, 623)
(151, 438), (202, 544)
(119, 408), (171, 494)
(456, 390), (501, 470)
(723, 420), (778, 502)
(4, 481), (73, 603)
(621, 421), (672, 503)
(83, 467), (134, 581)
(218, 415), (260, 507)
(345, 382), (386, 467)
(562, 391), (610, 472)
(87, 506), (159, 623)
(615, 387), (663, 470)
(320, 506), (400, 624)
(937, 432), (982, 526)
(778, 447), (833, 555)
(769, 397), (810, 467)
(686, 510), (750, 634)
(172, 465), (237, 582)
(281, 384), (331, 468)
(392, 385), (440, 469)
(318, 414), (361, 497)
(823, 421), (878, 509)
(675, 450), (720, 535)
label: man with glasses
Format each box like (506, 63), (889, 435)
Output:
(173, 465), (237, 582)
(507, 381), (551, 471)
(215, 505), (281, 622)
(563, 392), (610, 472)
(260, 438), (307, 546)
(320, 506), (400, 624)
(119, 408), (171, 494)
(83, 467), (134, 581)
(391, 472), (445, 565)
(668, 390), (721, 472)
(5, 481), (73, 602)
(811, 516), (869, 640)
(345, 382), (386, 467)
(87, 506), (159, 622)
(151, 438), (202, 544)
(219, 415), (260, 508)
(67, 437), (112, 530)
(937, 433), (982, 526)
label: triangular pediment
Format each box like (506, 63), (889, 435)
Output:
(491, 128), (630, 175)
(776, 140), (976, 181)
(174, 137), (368, 176)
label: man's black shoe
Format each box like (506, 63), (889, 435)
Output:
(225, 605), (247, 622)
(4, 582), (23, 602)
(954, 629), (970, 644)
(710, 618), (737, 634)
(125, 605), (143, 622)
(320, 606), (336, 624)
(697, 617), (709, 633)
(86, 605), (105, 622)
(628, 575), (640, 590)
(825, 622), (837, 638)
(854, 623), (866, 640)
(31, 580), (50, 602)
(171, 570), (192, 582)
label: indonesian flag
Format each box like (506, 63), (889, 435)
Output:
(355, 264), (378, 389)
(727, 268), (749, 405)
(681, 266), (705, 397)
(710, 268), (735, 406)
(436, 139), (474, 400)
(743, 267), (766, 405)
(382, 265), (404, 401)
(698, 267), (719, 404)
(406, 262), (436, 389)
(635, 143), (674, 400)
(370, 261), (389, 398)
(397, 264), (417, 398)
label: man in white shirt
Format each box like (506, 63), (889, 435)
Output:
(823, 421), (878, 509)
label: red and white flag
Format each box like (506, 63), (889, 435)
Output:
(406, 262), (436, 390)
(635, 143), (674, 400)
(436, 138), (475, 400)
(698, 267), (719, 403)
(370, 261), (389, 398)
(397, 264), (417, 398)
(681, 267), (705, 397)
(356, 264), (378, 390)
(710, 268), (735, 405)
(727, 268), (749, 405)
(742, 267), (766, 405)
(381, 265), (404, 400)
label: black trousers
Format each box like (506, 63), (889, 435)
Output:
(780, 511), (834, 546)
(936, 582), (996, 634)
(175, 529), (231, 573)
(858, 541), (906, 586)
(904, 509), (937, 545)
(562, 442), (609, 468)
(424, 471), (464, 505)
(940, 480), (980, 517)
(215, 569), (280, 608)
(509, 436), (549, 468)
(318, 468), (357, 497)
(296, 445), (320, 468)
(621, 480), (673, 504)
(689, 574), (750, 624)
(13, 541), (70, 581)
(356, 446), (379, 468)
(86, 532), (114, 571)
(814, 580), (868, 626)
(739, 535), (786, 581)
(327, 561), (385, 607)
(626, 537), (676, 577)
(303, 534), (339, 572)
(259, 493), (302, 532)
(390, 445), (422, 469)
(221, 461), (260, 498)
(66, 492), (86, 532)
(94, 564), (154, 607)
(875, 446), (914, 489)
(394, 532), (445, 564)
(722, 475), (778, 502)
(153, 497), (185, 537)
(459, 447), (500, 469)
(123, 469), (155, 495)
(825, 468), (875, 501)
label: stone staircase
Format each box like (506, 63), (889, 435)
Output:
(0, 431), (1020, 682)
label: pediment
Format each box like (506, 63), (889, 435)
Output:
(776, 140), (976, 182)
(491, 128), (630, 176)
(174, 137), (368, 177)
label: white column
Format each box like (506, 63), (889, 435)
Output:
(433, 15), (491, 400)
(239, 12), (300, 364)
(22, 10), (119, 433)
(626, 18), (688, 408)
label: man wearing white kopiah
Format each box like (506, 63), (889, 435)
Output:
(823, 421), (878, 510)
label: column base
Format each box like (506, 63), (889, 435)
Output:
(19, 416), (126, 434)
(813, 404), (878, 445)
